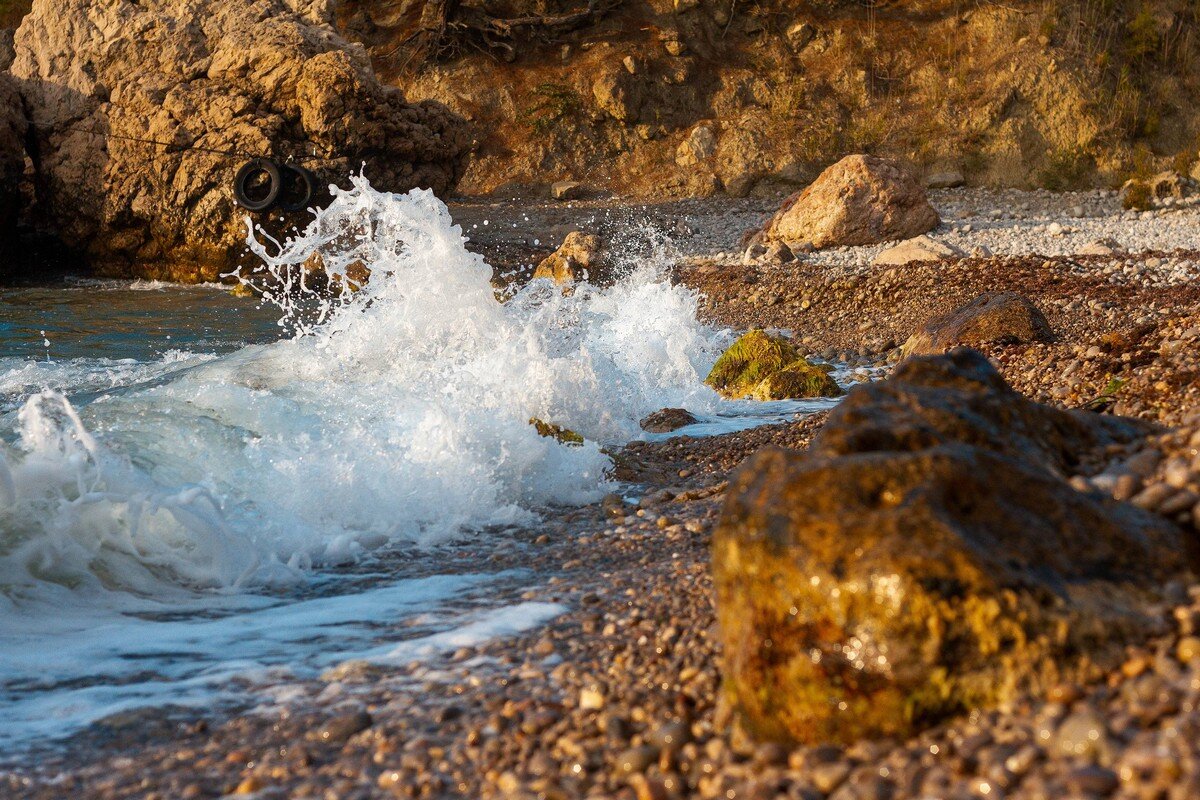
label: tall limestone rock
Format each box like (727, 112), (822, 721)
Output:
(9, 0), (471, 280)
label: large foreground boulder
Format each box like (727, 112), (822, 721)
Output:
(714, 349), (1194, 745)
(9, 0), (471, 280)
(763, 155), (939, 249)
(0, 72), (27, 234)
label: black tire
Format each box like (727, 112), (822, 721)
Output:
(233, 159), (282, 212)
(277, 164), (319, 213)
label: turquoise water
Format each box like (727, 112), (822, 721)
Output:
(0, 182), (833, 755)
(0, 280), (281, 362)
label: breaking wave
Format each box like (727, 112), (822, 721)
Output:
(0, 176), (722, 603)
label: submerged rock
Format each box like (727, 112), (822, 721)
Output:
(714, 349), (1193, 746)
(705, 330), (841, 400)
(902, 291), (1052, 357)
(9, 0), (470, 280)
(532, 231), (609, 285)
(639, 408), (699, 433)
(763, 155), (939, 249)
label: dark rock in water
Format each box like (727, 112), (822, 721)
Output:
(316, 709), (372, 744)
(902, 291), (1052, 357)
(9, 0), (470, 281)
(639, 408), (699, 433)
(714, 349), (1194, 746)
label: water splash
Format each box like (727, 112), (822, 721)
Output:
(0, 176), (722, 600)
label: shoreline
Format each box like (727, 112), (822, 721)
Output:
(5, 189), (1200, 798)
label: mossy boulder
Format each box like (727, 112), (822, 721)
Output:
(750, 360), (842, 400)
(706, 330), (842, 400)
(714, 349), (1194, 746)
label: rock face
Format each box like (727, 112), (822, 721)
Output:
(763, 155), (939, 249)
(872, 234), (964, 266)
(532, 231), (609, 285)
(0, 72), (27, 234)
(705, 330), (842, 400)
(902, 291), (1052, 357)
(675, 124), (716, 167)
(9, 0), (470, 280)
(0, 30), (14, 70)
(713, 349), (1193, 746)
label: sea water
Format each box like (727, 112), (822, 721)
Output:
(0, 177), (836, 754)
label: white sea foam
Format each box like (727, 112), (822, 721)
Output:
(0, 178), (848, 751)
(0, 176), (722, 603)
(0, 572), (500, 747)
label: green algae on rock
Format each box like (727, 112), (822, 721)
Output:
(529, 417), (584, 446)
(750, 360), (842, 401)
(713, 349), (1195, 746)
(706, 330), (842, 400)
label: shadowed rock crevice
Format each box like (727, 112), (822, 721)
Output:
(0, 73), (25, 232)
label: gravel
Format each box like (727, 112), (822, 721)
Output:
(6, 187), (1200, 799)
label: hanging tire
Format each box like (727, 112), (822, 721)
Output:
(277, 164), (319, 213)
(233, 159), (282, 212)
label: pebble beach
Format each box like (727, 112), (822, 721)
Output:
(5, 186), (1200, 800)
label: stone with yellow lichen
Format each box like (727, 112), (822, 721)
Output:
(529, 417), (584, 446)
(713, 349), (1194, 745)
(706, 330), (841, 400)
(750, 360), (842, 400)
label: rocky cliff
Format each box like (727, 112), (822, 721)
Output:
(1, 0), (1197, 277)
(339, 0), (1200, 198)
(5, 0), (470, 280)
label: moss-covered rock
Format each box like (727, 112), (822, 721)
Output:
(706, 330), (840, 400)
(750, 360), (842, 400)
(713, 349), (1195, 746)
(529, 417), (583, 446)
